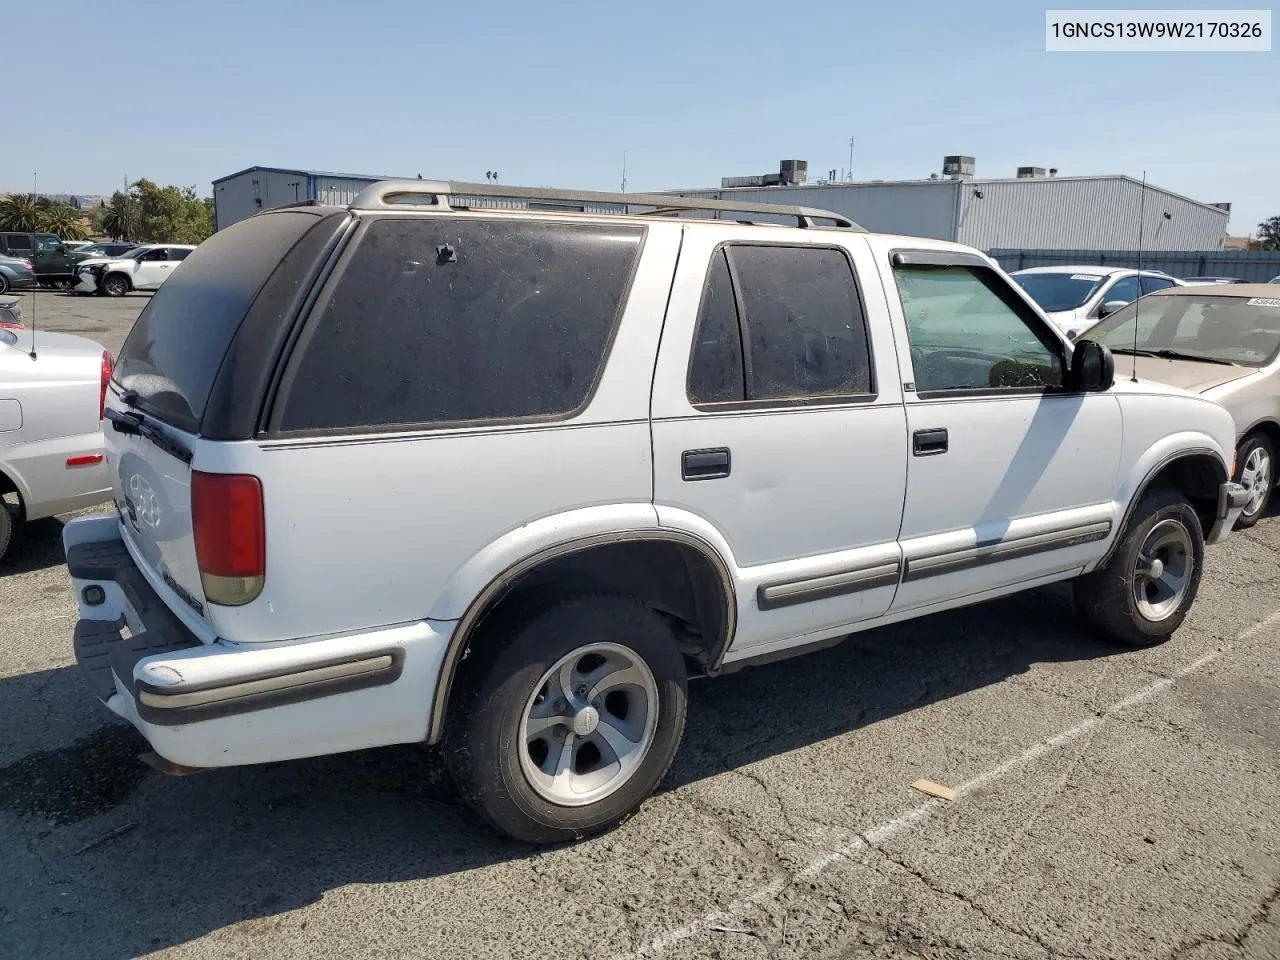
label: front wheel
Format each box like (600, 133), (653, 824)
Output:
(102, 274), (130, 297)
(1234, 434), (1274, 529)
(444, 594), (688, 844)
(0, 273), (9, 295)
(1074, 488), (1204, 647)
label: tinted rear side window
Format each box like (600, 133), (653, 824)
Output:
(730, 245), (872, 400)
(276, 217), (643, 433)
(114, 211), (327, 433)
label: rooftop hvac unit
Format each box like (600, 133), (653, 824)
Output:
(1016, 166), (1046, 179)
(1212, 202), (1232, 213)
(779, 160), (808, 184)
(942, 155), (975, 180)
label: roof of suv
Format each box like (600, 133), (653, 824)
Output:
(343, 179), (867, 232)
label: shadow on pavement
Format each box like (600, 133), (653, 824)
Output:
(0, 516), (74, 576)
(0, 580), (1130, 959)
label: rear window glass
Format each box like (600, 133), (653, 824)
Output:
(276, 217), (643, 433)
(114, 212), (325, 433)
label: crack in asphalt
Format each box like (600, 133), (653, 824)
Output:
(858, 837), (1092, 960)
(1170, 881), (1280, 959)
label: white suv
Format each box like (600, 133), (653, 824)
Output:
(1011, 265), (1184, 338)
(73, 244), (196, 297)
(65, 182), (1249, 843)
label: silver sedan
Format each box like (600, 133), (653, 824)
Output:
(1083, 284), (1280, 527)
(0, 307), (112, 560)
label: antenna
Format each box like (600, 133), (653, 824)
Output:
(1131, 170), (1147, 382)
(29, 266), (37, 361)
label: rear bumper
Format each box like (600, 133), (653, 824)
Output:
(64, 514), (456, 769)
(1208, 480), (1250, 544)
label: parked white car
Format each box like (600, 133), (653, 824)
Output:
(66, 182), (1248, 844)
(1, 313), (113, 560)
(1011, 265), (1184, 338)
(73, 244), (196, 297)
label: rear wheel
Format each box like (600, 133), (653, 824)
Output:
(444, 594), (687, 844)
(102, 273), (130, 297)
(1074, 488), (1204, 646)
(1234, 433), (1274, 529)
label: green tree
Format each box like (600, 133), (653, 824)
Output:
(38, 204), (88, 240)
(1258, 215), (1280, 251)
(128, 179), (214, 244)
(0, 193), (43, 231)
(100, 191), (138, 240)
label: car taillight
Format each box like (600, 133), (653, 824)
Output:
(191, 471), (266, 606)
(100, 351), (113, 420)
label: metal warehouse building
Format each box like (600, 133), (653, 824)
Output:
(213, 166), (395, 230)
(667, 158), (1230, 251)
(213, 158), (1230, 251)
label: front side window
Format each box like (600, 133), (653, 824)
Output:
(140, 248), (168, 262)
(36, 235), (62, 252)
(895, 265), (1064, 393)
(1102, 275), (1140, 306)
(277, 218), (644, 432)
(1088, 295), (1280, 366)
(687, 244), (873, 405)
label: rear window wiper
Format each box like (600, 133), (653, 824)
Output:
(104, 407), (193, 465)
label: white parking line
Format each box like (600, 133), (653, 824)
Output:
(619, 610), (1280, 959)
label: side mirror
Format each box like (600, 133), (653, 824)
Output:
(1070, 339), (1115, 392)
(1098, 300), (1127, 318)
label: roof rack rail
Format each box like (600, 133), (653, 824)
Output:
(347, 180), (863, 231)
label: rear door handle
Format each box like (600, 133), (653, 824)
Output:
(682, 447), (731, 481)
(912, 428), (949, 456)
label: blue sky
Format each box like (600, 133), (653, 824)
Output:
(7, 0), (1277, 233)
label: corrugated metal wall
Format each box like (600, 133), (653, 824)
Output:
(955, 177), (1227, 251)
(667, 182), (961, 239)
(990, 248), (1280, 283)
(214, 170), (310, 230)
(312, 176), (379, 207)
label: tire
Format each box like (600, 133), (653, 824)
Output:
(444, 594), (688, 844)
(0, 504), (13, 563)
(102, 273), (130, 297)
(1074, 488), (1204, 647)
(0, 273), (9, 295)
(1233, 433), (1275, 530)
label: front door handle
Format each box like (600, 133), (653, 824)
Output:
(682, 447), (731, 481)
(912, 428), (949, 456)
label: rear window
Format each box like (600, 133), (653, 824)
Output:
(275, 217), (643, 433)
(113, 212), (326, 432)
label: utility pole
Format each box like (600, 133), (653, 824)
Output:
(621, 151), (627, 193)
(847, 137), (855, 182)
(33, 171), (38, 198)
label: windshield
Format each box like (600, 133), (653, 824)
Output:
(1012, 272), (1105, 312)
(1087, 295), (1280, 366)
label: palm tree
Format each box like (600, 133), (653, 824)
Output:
(38, 205), (89, 240)
(0, 194), (42, 232)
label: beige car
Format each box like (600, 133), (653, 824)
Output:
(1085, 284), (1280, 527)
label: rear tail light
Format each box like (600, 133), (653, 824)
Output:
(100, 351), (113, 420)
(191, 471), (266, 606)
